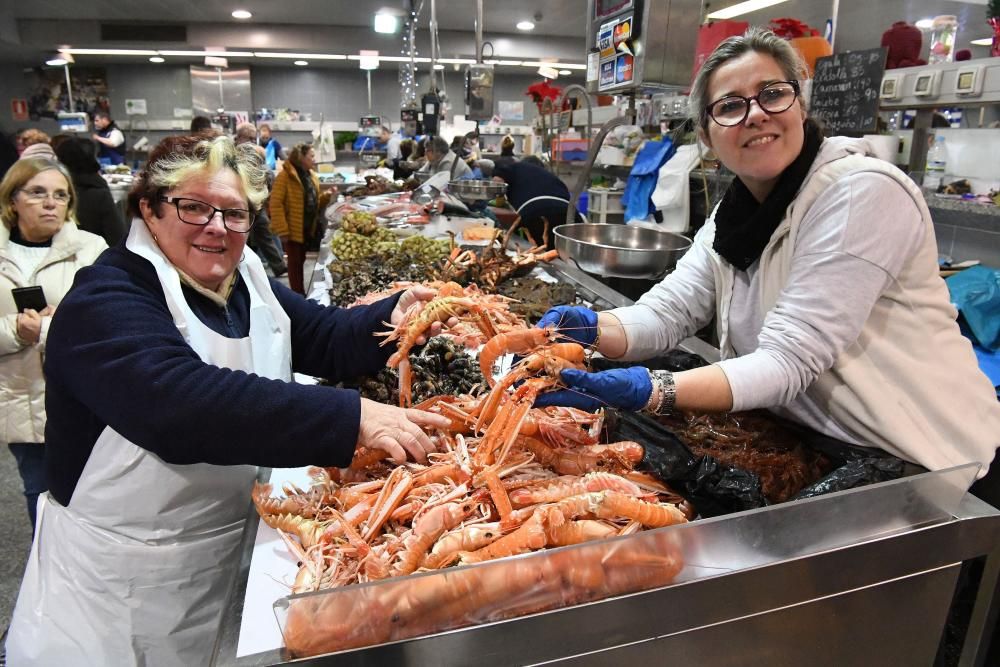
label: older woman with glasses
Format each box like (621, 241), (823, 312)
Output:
(532, 27), (1000, 496)
(6, 134), (452, 665)
(0, 158), (107, 530)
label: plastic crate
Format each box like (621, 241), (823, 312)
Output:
(587, 188), (625, 224)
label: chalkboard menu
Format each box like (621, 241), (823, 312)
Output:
(810, 47), (887, 135)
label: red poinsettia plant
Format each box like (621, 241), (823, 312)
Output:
(525, 80), (563, 112)
(769, 18), (820, 39)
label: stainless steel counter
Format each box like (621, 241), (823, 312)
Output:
(214, 464), (1000, 666)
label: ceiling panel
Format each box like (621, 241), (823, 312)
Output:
(9, 0), (588, 38)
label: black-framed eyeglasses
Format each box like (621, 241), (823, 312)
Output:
(704, 80), (800, 127)
(158, 196), (255, 233)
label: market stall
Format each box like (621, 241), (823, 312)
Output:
(210, 194), (1000, 665)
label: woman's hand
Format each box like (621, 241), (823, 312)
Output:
(390, 285), (458, 345)
(16, 309), (44, 345)
(358, 397), (451, 464)
(537, 305), (599, 345)
(534, 367), (652, 412)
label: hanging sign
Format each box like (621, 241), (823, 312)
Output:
(11, 98), (28, 121)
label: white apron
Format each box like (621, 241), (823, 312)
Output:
(7, 221), (292, 666)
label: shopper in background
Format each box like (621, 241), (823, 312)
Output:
(491, 159), (571, 247)
(6, 134), (451, 665)
(258, 123), (282, 171)
(90, 111), (126, 165)
(378, 125), (403, 172)
(420, 135), (471, 180)
(17, 129), (54, 161)
(533, 27), (1000, 497)
(234, 122), (287, 277)
(0, 158), (107, 532)
(53, 137), (127, 247)
(270, 142), (329, 294)
(495, 134), (518, 168)
(190, 115), (214, 135)
(0, 128), (17, 177)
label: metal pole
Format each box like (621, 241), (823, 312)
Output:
(217, 67), (225, 111)
(475, 0), (484, 64)
(829, 0), (840, 51)
(429, 0), (438, 91)
(63, 65), (74, 113)
(367, 70), (373, 112)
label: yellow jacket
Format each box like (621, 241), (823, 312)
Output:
(269, 161), (330, 244)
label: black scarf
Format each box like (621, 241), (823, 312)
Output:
(712, 119), (824, 270)
(295, 165), (317, 229)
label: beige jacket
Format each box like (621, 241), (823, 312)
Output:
(0, 222), (107, 444)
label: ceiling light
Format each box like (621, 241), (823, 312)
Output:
(538, 66), (558, 79)
(149, 56), (165, 63)
(558, 69), (572, 76)
(485, 59), (523, 66)
(159, 50), (253, 57)
(254, 52), (347, 60)
(516, 21), (535, 31)
(63, 48), (159, 56)
(433, 64), (444, 70)
(46, 55), (69, 66)
(915, 19), (934, 30)
(374, 12), (399, 34)
(971, 38), (993, 46)
(232, 9), (252, 20)
(294, 60), (308, 66)
(706, 0), (790, 20)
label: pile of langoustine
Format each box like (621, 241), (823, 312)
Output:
(253, 291), (692, 656)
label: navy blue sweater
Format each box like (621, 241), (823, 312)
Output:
(44, 245), (400, 507)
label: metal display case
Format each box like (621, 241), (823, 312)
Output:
(216, 237), (999, 666)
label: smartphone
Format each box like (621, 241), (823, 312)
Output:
(12, 286), (47, 313)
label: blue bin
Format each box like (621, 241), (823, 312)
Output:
(576, 191), (588, 216)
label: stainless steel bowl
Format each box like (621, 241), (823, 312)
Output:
(553, 223), (692, 279)
(448, 179), (507, 202)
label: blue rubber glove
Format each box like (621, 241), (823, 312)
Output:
(536, 305), (599, 346)
(534, 367), (652, 413)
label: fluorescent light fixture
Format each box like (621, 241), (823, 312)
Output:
(558, 69), (572, 75)
(149, 56), (165, 63)
(485, 59), (523, 66)
(433, 64), (444, 70)
(516, 20), (535, 31)
(159, 50), (254, 56)
(294, 60), (308, 66)
(915, 19), (934, 29)
(46, 55), (69, 66)
(231, 9), (252, 19)
(706, 0), (790, 20)
(63, 48), (158, 55)
(538, 66), (559, 79)
(971, 38), (992, 46)
(254, 52), (347, 60)
(374, 12), (399, 34)
(436, 57), (476, 64)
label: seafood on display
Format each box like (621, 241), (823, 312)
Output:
(254, 330), (690, 658)
(436, 220), (559, 290)
(376, 282), (527, 407)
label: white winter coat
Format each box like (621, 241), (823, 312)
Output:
(0, 222), (107, 445)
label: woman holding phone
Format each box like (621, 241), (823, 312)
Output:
(0, 158), (107, 529)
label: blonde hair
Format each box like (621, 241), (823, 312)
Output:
(19, 129), (51, 148)
(128, 134), (268, 216)
(0, 158), (77, 229)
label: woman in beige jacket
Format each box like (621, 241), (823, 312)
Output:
(0, 158), (107, 529)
